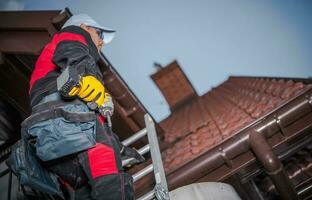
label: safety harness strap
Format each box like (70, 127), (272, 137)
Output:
(32, 99), (83, 114)
(23, 107), (96, 128)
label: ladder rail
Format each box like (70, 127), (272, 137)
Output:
(125, 114), (170, 200)
(145, 114), (168, 190)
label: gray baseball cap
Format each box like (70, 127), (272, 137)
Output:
(62, 14), (116, 44)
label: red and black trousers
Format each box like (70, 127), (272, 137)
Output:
(45, 116), (134, 200)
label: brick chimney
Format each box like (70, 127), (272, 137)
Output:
(151, 60), (197, 112)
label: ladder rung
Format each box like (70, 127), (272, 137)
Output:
(137, 190), (155, 200)
(122, 144), (150, 167)
(122, 128), (147, 147)
(138, 144), (150, 155)
(133, 164), (153, 182)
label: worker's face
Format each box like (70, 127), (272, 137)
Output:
(80, 24), (104, 52)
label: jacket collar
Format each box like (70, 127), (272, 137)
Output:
(59, 25), (100, 63)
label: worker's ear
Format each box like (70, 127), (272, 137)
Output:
(80, 23), (88, 31)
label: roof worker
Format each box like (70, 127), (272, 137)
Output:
(22, 14), (144, 199)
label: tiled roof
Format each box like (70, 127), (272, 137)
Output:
(160, 77), (310, 173)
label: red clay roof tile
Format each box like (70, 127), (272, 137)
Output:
(160, 77), (310, 173)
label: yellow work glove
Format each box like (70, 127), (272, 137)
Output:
(68, 75), (106, 106)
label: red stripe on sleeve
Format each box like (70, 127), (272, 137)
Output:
(29, 32), (88, 93)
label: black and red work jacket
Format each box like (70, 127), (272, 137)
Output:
(29, 25), (103, 107)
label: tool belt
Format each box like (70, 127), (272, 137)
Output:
(26, 100), (96, 127)
(6, 93), (99, 196)
(23, 93), (97, 161)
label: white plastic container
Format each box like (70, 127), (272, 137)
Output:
(169, 182), (241, 200)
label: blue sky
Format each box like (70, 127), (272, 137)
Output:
(1, 0), (312, 121)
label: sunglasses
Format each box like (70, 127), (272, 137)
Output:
(89, 26), (104, 40)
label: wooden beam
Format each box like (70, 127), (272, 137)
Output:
(0, 53), (4, 65)
(0, 10), (61, 31)
(0, 31), (50, 55)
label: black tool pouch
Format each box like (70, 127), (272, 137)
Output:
(6, 129), (63, 196)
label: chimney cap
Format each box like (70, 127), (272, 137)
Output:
(153, 62), (163, 71)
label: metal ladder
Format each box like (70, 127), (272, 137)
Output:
(121, 114), (170, 200)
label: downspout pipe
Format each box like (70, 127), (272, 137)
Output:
(249, 130), (298, 200)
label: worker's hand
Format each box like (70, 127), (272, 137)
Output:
(121, 146), (145, 167)
(77, 75), (106, 106)
(99, 93), (114, 116)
